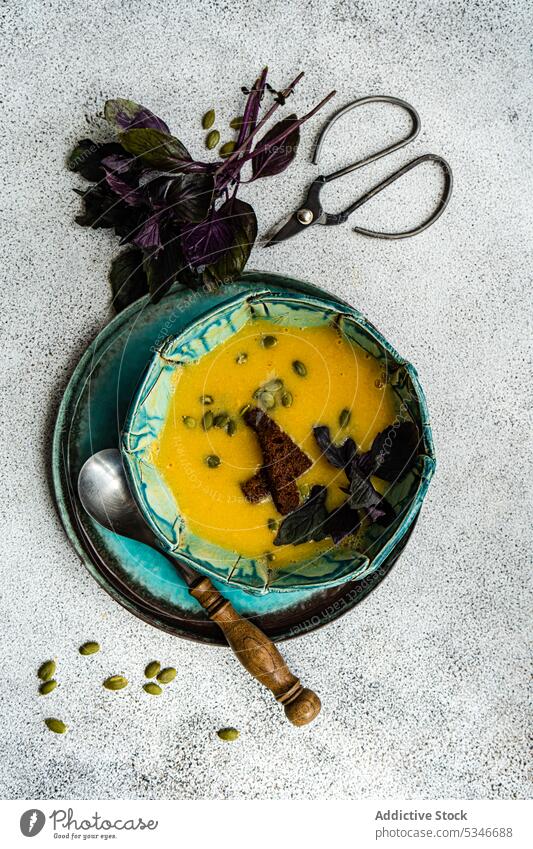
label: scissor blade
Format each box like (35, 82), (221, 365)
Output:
(263, 213), (310, 247)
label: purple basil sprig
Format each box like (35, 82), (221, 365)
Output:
(68, 69), (335, 310)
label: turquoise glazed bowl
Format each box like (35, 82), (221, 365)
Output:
(121, 286), (436, 595)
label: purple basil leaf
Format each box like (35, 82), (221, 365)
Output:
(104, 169), (143, 206)
(68, 139), (125, 182)
(182, 197), (257, 279)
(325, 502), (361, 543)
(154, 171), (214, 224)
(348, 455), (385, 513)
(132, 215), (161, 249)
(313, 426), (356, 470)
(109, 248), (148, 313)
(203, 198), (257, 285)
(274, 486), (329, 546)
(251, 115), (300, 179)
(101, 153), (133, 174)
(104, 98), (170, 133)
(367, 421), (420, 481)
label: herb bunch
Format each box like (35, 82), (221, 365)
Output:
(68, 69), (335, 311)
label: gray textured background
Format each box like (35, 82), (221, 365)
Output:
(1, 0), (531, 800)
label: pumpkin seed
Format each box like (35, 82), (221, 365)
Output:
(213, 413), (230, 428)
(219, 141), (236, 157)
(143, 682), (163, 696)
(38, 660), (56, 681)
(39, 680), (57, 696)
(157, 667), (177, 684)
(79, 641), (100, 656)
(281, 390), (293, 407)
(374, 378), (384, 389)
(239, 404), (251, 417)
(292, 360), (307, 377)
(226, 419), (236, 436)
(182, 415), (196, 429)
(263, 378), (283, 392)
(230, 116), (244, 129)
(258, 390), (276, 410)
(206, 129), (220, 150)
(261, 335), (277, 348)
(339, 408), (351, 428)
(45, 718), (67, 734)
(267, 518), (278, 531)
(235, 352), (248, 364)
(202, 411), (214, 430)
(103, 675), (128, 691)
(200, 394), (214, 405)
(265, 552), (276, 562)
(205, 454), (220, 468)
(202, 109), (215, 129)
(217, 727), (240, 741)
(144, 661), (161, 678)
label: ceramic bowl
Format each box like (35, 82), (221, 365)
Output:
(121, 285), (435, 595)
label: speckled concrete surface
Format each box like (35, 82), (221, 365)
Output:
(1, 0), (531, 800)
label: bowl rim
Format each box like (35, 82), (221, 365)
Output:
(121, 282), (436, 594)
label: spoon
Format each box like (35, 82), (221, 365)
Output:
(78, 448), (321, 726)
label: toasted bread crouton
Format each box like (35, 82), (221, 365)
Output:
(242, 407), (311, 515)
(240, 468), (270, 503)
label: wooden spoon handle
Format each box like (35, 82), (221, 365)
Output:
(189, 576), (321, 726)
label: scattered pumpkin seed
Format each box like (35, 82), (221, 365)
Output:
(217, 727), (240, 741)
(143, 682), (163, 696)
(263, 378), (283, 392)
(103, 675), (128, 691)
(200, 394), (214, 405)
(219, 141), (236, 157)
(202, 411), (214, 430)
(39, 680), (57, 696)
(38, 660), (56, 681)
(45, 718), (67, 734)
(206, 129), (220, 150)
(145, 661), (161, 678)
(202, 109), (215, 129)
(261, 335), (277, 348)
(213, 413), (230, 428)
(339, 408), (352, 428)
(157, 667), (177, 684)
(226, 419), (237, 436)
(230, 116), (244, 129)
(374, 378), (384, 389)
(205, 454), (221, 468)
(267, 518), (278, 531)
(239, 403), (251, 417)
(265, 552), (276, 562)
(292, 360), (307, 377)
(182, 415), (196, 429)
(281, 390), (293, 407)
(235, 352), (248, 364)
(79, 641), (100, 656)
(258, 390), (276, 410)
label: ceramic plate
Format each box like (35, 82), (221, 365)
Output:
(52, 271), (419, 644)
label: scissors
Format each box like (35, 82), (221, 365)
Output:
(264, 95), (453, 246)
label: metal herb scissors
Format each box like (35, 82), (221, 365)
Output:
(265, 95), (453, 246)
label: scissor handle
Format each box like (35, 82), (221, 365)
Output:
(344, 153), (454, 239)
(312, 95), (421, 183)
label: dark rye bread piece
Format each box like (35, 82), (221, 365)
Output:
(240, 468), (270, 503)
(242, 407), (312, 515)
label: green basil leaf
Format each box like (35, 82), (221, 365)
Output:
(274, 486), (329, 546)
(119, 128), (191, 169)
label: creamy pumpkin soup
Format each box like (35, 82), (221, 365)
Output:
(150, 320), (395, 568)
